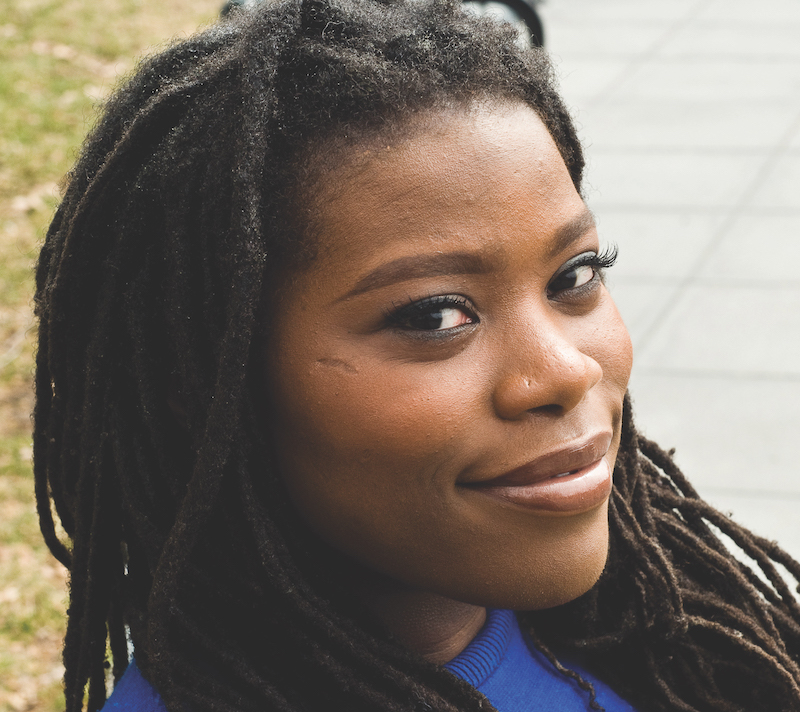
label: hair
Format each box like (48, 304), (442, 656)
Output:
(33, 1), (800, 711)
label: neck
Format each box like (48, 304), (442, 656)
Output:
(340, 563), (487, 664)
(366, 587), (487, 664)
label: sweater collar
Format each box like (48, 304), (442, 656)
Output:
(443, 609), (514, 688)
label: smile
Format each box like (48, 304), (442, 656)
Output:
(464, 458), (612, 514)
(461, 432), (614, 514)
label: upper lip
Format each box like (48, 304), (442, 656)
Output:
(465, 431), (613, 488)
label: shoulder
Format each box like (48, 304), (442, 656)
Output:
(102, 661), (169, 712)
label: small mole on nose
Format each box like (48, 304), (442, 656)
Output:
(316, 358), (358, 374)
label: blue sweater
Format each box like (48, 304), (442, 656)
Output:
(104, 609), (639, 711)
(445, 609), (639, 711)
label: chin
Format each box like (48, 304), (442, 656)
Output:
(482, 509), (611, 612)
(537, 558), (608, 611)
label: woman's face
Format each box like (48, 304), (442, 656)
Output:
(266, 102), (632, 610)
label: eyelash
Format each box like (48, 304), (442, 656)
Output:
(546, 245), (618, 298)
(386, 294), (477, 335)
(385, 246), (619, 334)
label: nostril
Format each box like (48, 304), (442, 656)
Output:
(492, 349), (602, 421)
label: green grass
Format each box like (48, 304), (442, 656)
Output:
(0, 0), (219, 708)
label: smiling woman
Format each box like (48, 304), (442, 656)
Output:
(267, 104), (631, 619)
(32, 1), (800, 712)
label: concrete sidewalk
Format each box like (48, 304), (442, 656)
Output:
(539, 0), (800, 560)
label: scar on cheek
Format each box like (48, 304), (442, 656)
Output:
(316, 358), (358, 374)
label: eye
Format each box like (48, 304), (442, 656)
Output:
(547, 246), (618, 298)
(387, 295), (478, 332)
(550, 263), (595, 292)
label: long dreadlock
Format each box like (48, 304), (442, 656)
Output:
(34, 1), (800, 711)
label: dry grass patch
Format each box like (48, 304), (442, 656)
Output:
(1, 0), (219, 708)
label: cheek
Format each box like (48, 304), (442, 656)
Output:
(266, 353), (472, 585)
(275, 358), (467, 457)
(267, 350), (480, 524)
(587, 295), (633, 392)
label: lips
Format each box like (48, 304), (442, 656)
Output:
(461, 432), (614, 513)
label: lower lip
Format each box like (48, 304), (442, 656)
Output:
(468, 458), (612, 514)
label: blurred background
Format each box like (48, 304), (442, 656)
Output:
(0, 1), (219, 708)
(539, 0), (800, 566)
(1, 0), (798, 709)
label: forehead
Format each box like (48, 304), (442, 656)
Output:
(298, 102), (586, 283)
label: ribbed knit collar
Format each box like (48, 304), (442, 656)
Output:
(443, 609), (514, 688)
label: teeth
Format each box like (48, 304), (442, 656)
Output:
(554, 470), (574, 478)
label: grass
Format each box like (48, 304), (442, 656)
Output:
(0, 0), (219, 708)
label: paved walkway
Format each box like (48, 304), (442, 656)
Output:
(539, 0), (800, 560)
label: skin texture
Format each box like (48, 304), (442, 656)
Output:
(266, 102), (633, 663)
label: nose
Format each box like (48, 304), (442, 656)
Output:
(492, 318), (603, 420)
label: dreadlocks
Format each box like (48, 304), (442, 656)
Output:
(33, 1), (800, 711)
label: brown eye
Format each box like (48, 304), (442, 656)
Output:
(411, 306), (473, 331)
(547, 248), (618, 298)
(389, 295), (477, 332)
(549, 264), (595, 293)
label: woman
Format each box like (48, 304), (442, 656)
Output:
(34, 1), (800, 710)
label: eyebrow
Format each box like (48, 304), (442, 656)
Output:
(544, 206), (597, 261)
(340, 206), (597, 300)
(341, 251), (497, 300)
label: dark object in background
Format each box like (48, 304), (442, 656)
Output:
(220, 0), (545, 48)
(219, 0), (257, 17)
(461, 0), (544, 47)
